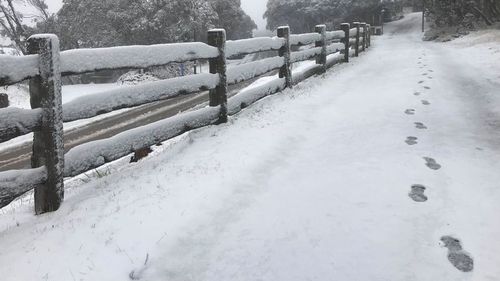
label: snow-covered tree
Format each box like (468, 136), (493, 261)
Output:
(210, 0), (257, 39)
(426, 0), (500, 28)
(264, 0), (401, 33)
(55, 0), (119, 49)
(36, 0), (256, 50)
(107, 0), (218, 44)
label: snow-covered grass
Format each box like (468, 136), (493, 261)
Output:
(1, 13), (500, 281)
(447, 29), (500, 84)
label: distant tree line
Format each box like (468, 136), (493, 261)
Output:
(264, 0), (405, 33)
(1, 0), (256, 53)
(425, 0), (500, 28)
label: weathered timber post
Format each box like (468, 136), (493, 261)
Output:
(360, 23), (367, 52)
(422, 0), (425, 32)
(207, 29), (228, 123)
(366, 24), (371, 47)
(315, 25), (327, 73)
(0, 93), (8, 108)
(354, 22), (360, 57)
(340, 23), (350, 63)
(27, 34), (64, 214)
(381, 10), (385, 34)
(277, 26), (292, 89)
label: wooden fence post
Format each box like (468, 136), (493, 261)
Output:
(366, 24), (371, 47)
(277, 26), (292, 89)
(207, 29), (228, 123)
(0, 93), (8, 108)
(340, 23), (350, 63)
(27, 34), (64, 214)
(354, 22), (360, 57)
(361, 23), (367, 52)
(315, 24), (327, 73)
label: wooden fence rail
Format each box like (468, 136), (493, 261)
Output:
(0, 22), (372, 213)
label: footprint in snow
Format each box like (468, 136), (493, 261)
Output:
(415, 122), (427, 129)
(405, 109), (415, 115)
(418, 81), (425, 84)
(424, 157), (441, 170)
(409, 184), (428, 202)
(405, 136), (418, 145)
(422, 100), (431, 105)
(440, 236), (474, 272)
(428, 76), (433, 79)
(422, 73), (428, 76)
(428, 70), (434, 72)
(424, 86), (431, 89)
(414, 92), (421, 96)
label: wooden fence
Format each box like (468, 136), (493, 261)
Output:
(0, 22), (371, 214)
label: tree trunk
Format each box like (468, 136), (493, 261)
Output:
(470, 5), (493, 25)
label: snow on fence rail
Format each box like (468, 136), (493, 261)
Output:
(63, 73), (220, 122)
(0, 43), (220, 86)
(325, 30), (345, 41)
(290, 47), (323, 63)
(64, 106), (222, 177)
(290, 33), (322, 46)
(227, 56), (285, 85)
(0, 22), (372, 213)
(226, 37), (285, 58)
(0, 108), (42, 142)
(59, 42), (220, 76)
(0, 55), (39, 86)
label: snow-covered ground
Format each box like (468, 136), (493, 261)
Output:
(3, 82), (121, 109)
(1, 13), (500, 281)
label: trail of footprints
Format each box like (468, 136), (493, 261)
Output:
(403, 54), (474, 272)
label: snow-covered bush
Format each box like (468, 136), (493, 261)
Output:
(117, 62), (197, 85)
(117, 71), (159, 85)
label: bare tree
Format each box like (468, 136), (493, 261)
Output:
(27, 0), (50, 21)
(0, 0), (50, 54)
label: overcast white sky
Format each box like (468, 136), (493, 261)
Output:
(241, 0), (268, 30)
(44, 0), (268, 30)
(45, 0), (62, 12)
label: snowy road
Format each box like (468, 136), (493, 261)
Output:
(1, 13), (500, 281)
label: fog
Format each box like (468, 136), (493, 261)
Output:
(45, 0), (62, 13)
(241, 0), (268, 30)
